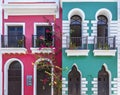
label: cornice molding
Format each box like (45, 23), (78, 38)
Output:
(2, 3), (58, 19)
(62, 0), (117, 2)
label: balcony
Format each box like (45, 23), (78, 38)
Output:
(65, 36), (89, 56)
(31, 35), (55, 53)
(0, 35), (26, 54)
(93, 36), (116, 56)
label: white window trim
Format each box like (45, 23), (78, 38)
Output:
(4, 22), (25, 47)
(68, 63), (82, 78)
(65, 50), (89, 56)
(67, 8), (85, 42)
(68, 64), (83, 94)
(4, 22), (25, 35)
(95, 8), (112, 37)
(34, 22), (54, 35)
(93, 50), (116, 56)
(1, 23), (26, 53)
(68, 8), (85, 22)
(31, 22), (55, 53)
(4, 58), (24, 95)
(33, 58), (54, 95)
(95, 8), (112, 22)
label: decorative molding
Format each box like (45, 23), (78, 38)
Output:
(62, 0), (117, 2)
(4, 58), (24, 95)
(65, 50), (89, 56)
(2, 3), (58, 19)
(0, 48), (27, 54)
(68, 8), (85, 21)
(34, 22), (54, 35)
(4, 22), (25, 35)
(95, 8), (112, 22)
(30, 48), (55, 54)
(62, 77), (88, 95)
(62, 20), (89, 48)
(93, 50), (116, 56)
(34, 58), (54, 95)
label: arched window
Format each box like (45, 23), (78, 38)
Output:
(97, 15), (108, 48)
(37, 61), (51, 95)
(98, 65), (109, 95)
(68, 65), (81, 95)
(70, 15), (82, 48)
(8, 61), (21, 95)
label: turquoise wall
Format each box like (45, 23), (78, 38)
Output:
(62, 45), (117, 94)
(62, 2), (118, 78)
(63, 2), (117, 20)
(62, 45), (117, 79)
(62, 2), (118, 94)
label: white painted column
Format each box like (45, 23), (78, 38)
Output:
(117, 0), (120, 95)
(0, 0), (2, 95)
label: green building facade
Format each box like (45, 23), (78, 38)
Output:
(62, 1), (118, 95)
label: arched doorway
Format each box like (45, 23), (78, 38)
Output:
(8, 61), (21, 95)
(36, 60), (52, 95)
(98, 65), (109, 95)
(68, 65), (81, 95)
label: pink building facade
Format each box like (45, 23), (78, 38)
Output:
(0, 0), (62, 95)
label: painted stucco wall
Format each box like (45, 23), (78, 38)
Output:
(62, 47), (117, 78)
(62, 2), (117, 20)
(62, 46), (118, 95)
(2, 7), (62, 95)
(62, 2), (118, 95)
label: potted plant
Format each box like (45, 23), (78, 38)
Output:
(69, 42), (76, 49)
(17, 39), (23, 47)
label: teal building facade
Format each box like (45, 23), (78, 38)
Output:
(62, 1), (118, 95)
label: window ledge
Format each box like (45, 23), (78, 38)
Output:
(0, 48), (27, 54)
(65, 49), (89, 56)
(30, 48), (55, 54)
(93, 50), (116, 56)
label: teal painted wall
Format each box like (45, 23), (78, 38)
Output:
(62, 2), (118, 78)
(62, 45), (117, 94)
(63, 2), (117, 20)
(62, 2), (118, 94)
(62, 45), (117, 79)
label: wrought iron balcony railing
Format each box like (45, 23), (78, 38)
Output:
(32, 35), (54, 48)
(94, 36), (116, 50)
(66, 36), (88, 49)
(1, 35), (25, 48)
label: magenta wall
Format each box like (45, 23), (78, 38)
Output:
(4, 15), (55, 51)
(2, 8), (62, 95)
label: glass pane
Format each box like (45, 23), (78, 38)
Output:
(36, 26), (52, 47)
(70, 15), (82, 48)
(8, 26), (23, 47)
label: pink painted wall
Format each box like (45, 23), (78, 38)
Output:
(4, 15), (55, 51)
(2, 7), (62, 95)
